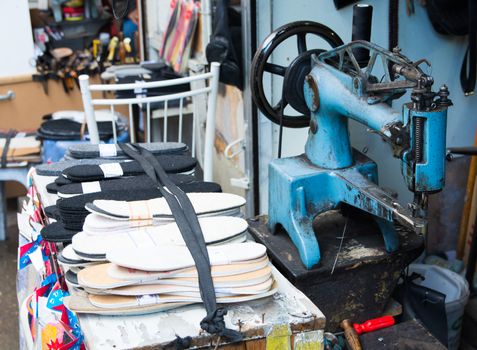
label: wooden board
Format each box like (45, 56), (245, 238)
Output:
(361, 319), (446, 349)
(78, 266), (324, 349)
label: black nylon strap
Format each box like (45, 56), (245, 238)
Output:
(460, 0), (477, 95)
(388, 0), (399, 80)
(118, 143), (243, 342)
(1, 130), (16, 168)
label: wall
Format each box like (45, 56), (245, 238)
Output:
(144, 0), (247, 196)
(256, 0), (475, 216)
(0, 0), (35, 78)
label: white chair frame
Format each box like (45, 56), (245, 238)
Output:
(79, 62), (220, 181)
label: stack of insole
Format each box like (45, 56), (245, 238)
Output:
(40, 142), (222, 243)
(64, 242), (277, 315)
(37, 118), (126, 141)
(71, 193), (247, 259)
(64, 142), (187, 160)
(45, 143), (279, 316)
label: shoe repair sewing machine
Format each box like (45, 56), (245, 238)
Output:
(250, 13), (452, 270)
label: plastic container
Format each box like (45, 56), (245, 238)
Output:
(408, 263), (470, 350)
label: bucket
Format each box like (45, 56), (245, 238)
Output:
(408, 263), (470, 350)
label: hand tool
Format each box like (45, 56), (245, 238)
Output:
(107, 37), (119, 62)
(93, 39), (101, 59)
(353, 315), (395, 335)
(340, 319), (362, 350)
(251, 6), (452, 269)
(32, 73), (49, 95)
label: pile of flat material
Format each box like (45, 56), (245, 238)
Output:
(85, 192), (245, 222)
(41, 142), (279, 319)
(37, 110), (127, 141)
(61, 192), (278, 315)
(64, 142), (187, 160)
(64, 242), (277, 315)
(39, 142), (222, 243)
(72, 215), (248, 260)
(0, 131), (41, 167)
(49, 181), (221, 230)
(62, 192), (246, 259)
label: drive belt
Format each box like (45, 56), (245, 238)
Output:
(460, 0), (477, 95)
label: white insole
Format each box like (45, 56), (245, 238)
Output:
(72, 216), (248, 256)
(87, 193), (246, 220)
(108, 255), (270, 281)
(106, 242), (267, 272)
(88, 281), (278, 309)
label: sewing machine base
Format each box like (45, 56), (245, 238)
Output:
(268, 150), (400, 269)
(248, 212), (424, 331)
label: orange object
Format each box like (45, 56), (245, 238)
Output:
(340, 319), (362, 350)
(458, 131), (477, 259)
(353, 315), (395, 335)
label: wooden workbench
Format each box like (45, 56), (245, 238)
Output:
(31, 172), (326, 349)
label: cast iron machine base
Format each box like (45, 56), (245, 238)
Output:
(269, 150), (401, 269)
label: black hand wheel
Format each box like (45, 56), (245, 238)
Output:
(251, 21), (344, 128)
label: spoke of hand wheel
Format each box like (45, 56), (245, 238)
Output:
(264, 63), (287, 76)
(297, 33), (307, 53)
(272, 99), (288, 112)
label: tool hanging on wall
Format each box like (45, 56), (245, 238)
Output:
(111, 0), (130, 19)
(425, 0), (477, 95)
(32, 49), (100, 95)
(206, 0), (244, 89)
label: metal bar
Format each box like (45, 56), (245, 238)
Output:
(110, 105), (117, 143)
(79, 75), (100, 144)
(178, 98), (183, 143)
(164, 100), (168, 142)
(0, 90), (15, 101)
(147, 102), (151, 143)
(242, 0), (257, 216)
(192, 106), (196, 158)
(92, 87), (211, 106)
(128, 104), (135, 143)
(447, 147), (477, 156)
(202, 62), (220, 181)
(89, 73), (214, 91)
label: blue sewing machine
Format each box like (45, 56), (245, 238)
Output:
(251, 20), (452, 269)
